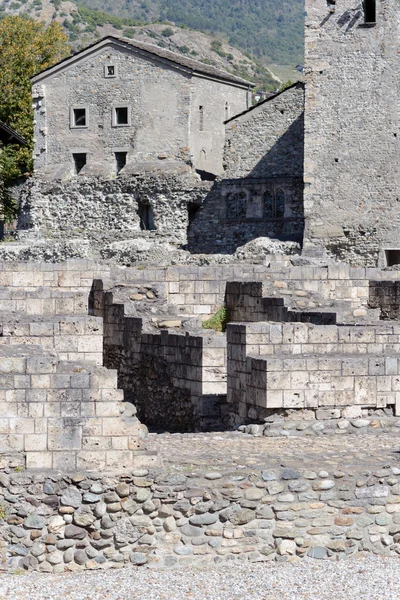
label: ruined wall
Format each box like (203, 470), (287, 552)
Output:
(18, 172), (207, 247)
(227, 321), (400, 424)
(91, 280), (227, 432)
(303, 0), (400, 265)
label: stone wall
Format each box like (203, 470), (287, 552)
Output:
(369, 281), (400, 321)
(3, 463), (400, 572)
(32, 38), (248, 177)
(223, 83), (304, 180)
(187, 84), (305, 254)
(187, 178), (304, 254)
(227, 322), (400, 424)
(303, 0), (400, 265)
(18, 171), (208, 248)
(91, 279), (227, 432)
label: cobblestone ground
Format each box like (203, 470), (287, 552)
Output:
(146, 431), (400, 475)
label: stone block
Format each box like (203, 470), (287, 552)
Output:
(24, 434), (47, 452)
(26, 452), (53, 469)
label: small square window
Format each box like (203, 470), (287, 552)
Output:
(113, 106), (130, 127)
(71, 107), (87, 128)
(105, 64), (117, 78)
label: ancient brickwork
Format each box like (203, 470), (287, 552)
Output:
(303, 0), (400, 265)
(227, 321), (400, 424)
(18, 171), (208, 247)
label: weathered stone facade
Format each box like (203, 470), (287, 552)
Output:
(187, 84), (305, 254)
(31, 36), (250, 178)
(303, 0), (400, 265)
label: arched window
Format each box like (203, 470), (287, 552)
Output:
(264, 190), (274, 219)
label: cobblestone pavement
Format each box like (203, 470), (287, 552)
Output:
(147, 431), (400, 475)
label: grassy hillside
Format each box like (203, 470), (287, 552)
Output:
(74, 0), (304, 66)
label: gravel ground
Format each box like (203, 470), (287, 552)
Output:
(0, 557), (400, 600)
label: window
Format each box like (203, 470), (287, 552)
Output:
(112, 106), (130, 127)
(115, 151), (127, 174)
(385, 250), (400, 267)
(138, 202), (155, 230)
(73, 153), (87, 174)
(70, 107), (87, 128)
(199, 105), (204, 131)
(364, 0), (376, 23)
(226, 192), (247, 220)
(264, 188), (285, 219)
(105, 64), (117, 78)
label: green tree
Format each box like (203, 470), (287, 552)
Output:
(0, 16), (69, 184)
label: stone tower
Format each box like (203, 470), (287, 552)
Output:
(303, 0), (400, 266)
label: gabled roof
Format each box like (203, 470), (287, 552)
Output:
(225, 81), (304, 124)
(0, 122), (27, 146)
(31, 36), (254, 88)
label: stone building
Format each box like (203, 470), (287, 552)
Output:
(303, 0), (400, 266)
(31, 36), (252, 178)
(187, 83), (305, 253)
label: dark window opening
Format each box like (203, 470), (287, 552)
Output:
(199, 105), (204, 131)
(114, 107), (129, 125)
(107, 65), (115, 76)
(226, 191), (247, 220)
(73, 153), (87, 174)
(264, 188), (285, 219)
(195, 169), (216, 182)
(225, 102), (229, 121)
(364, 0), (376, 23)
(115, 152), (127, 174)
(73, 108), (86, 127)
(385, 250), (400, 267)
(138, 202), (155, 230)
(187, 202), (200, 228)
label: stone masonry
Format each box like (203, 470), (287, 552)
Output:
(31, 36), (250, 178)
(303, 0), (400, 265)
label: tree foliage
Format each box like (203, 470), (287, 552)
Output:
(0, 16), (69, 183)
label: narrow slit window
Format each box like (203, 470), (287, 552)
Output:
(113, 106), (129, 126)
(115, 151), (127, 174)
(138, 202), (155, 230)
(199, 105), (204, 131)
(225, 102), (229, 121)
(364, 0), (376, 23)
(73, 153), (86, 174)
(71, 108), (87, 128)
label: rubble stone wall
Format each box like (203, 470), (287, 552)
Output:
(2, 464), (400, 572)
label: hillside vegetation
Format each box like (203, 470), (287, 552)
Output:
(75, 0), (304, 66)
